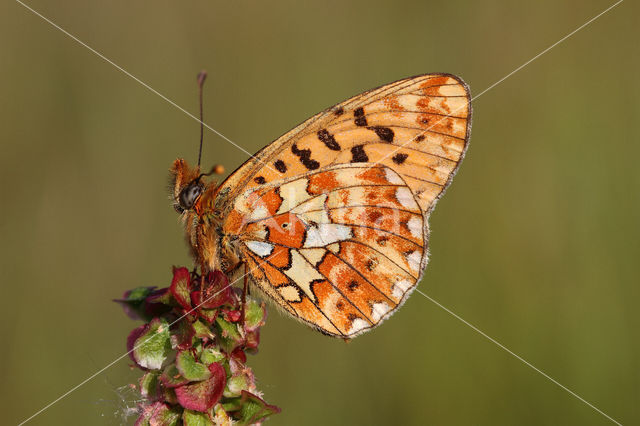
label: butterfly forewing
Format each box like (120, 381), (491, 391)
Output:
(216, 74), (470, 215)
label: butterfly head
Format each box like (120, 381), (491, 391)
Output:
(169, 159), (224, 214)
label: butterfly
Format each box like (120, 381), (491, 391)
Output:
(169, 73), (471, 338)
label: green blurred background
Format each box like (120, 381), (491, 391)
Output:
(1, 0), (638, 424)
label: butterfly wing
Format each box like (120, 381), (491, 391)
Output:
(216, 74), (471, 337)
(215, 73), (471, 215)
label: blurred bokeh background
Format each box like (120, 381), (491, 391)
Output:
(1, 0), (638, 424)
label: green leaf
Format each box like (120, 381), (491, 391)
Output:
(223, 374), (249, 398)
(139, 371), (160, 400)
(136, 402), (181, 426)
(170, 267), (192, 310)
(115, 286), (157, 321)
(176, 350), (211, 381)
(244, 299), (266, 330)
(236, 391), (281, 425)
(160, 363), (189, 388)
(215, 317), (242, 353)
(182, 409), (213, 426)
(192, 320), (215, 340)
(198, 308), (218, 323)
(200, 347), (225, 365)
(126, 286), (156, 302)
(149, 403), (182, 426)
(133, 318), (171, 370)
(221, 397), (242, 413)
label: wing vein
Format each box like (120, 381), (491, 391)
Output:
(296, 251), (376, 325)
(343, 239), (419, 279)
(245, 182), (406, 225)
(243, 250), (347, 337)
(328, 249), (397, 306)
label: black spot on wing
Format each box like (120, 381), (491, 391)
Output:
(291, 144), (320, 170)
(415, 134), (425, 142)
(350, 145), (368, 163)
(368, 126), (394, 142)
(254, 176), (266, 184)
(334, 107), (344, 116)
(392, 153), (408, 164)
(274, 160), (287, 173)
(354, 107), (367, 127)
(317, 129), (341, 151)
(365, 259), (376, 271)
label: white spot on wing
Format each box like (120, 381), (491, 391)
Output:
(278, 285), (302, 302)
(284, 250), (324, 302)
(384, 168), (404, 185)
(396, 187), (419, 210)
(252, 225), (268, 240)
(405, 250), (422, 273)
(304, 224), (352, 248)
(293, 194), (330, 226)
(348, 318), (369, 335)
(299, 209), (330, 225)
(371, 302), (391, 322)
(407, 216), (422, 239)
(249, 204), (269, 221)
(392, 279), (413, 300)
(277, 179), (311, 214)
(327, 243), (340, 253)
(291, 193), (326, 214)
(245, 241), (274, 257)
(299, 248), (326, 266)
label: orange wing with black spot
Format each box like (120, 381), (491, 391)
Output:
(216, 74), (471, 337)
(215, 74), (471, 215)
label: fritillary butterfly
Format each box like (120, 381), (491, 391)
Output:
(170, 74), (471, 338)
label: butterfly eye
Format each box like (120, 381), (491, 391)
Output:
(179, 183), (203, 210)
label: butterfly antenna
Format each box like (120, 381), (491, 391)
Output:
(196, 70), (207, 169)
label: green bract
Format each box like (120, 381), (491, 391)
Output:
(132, 318), (171, 370)
(176, 350), (211, 381)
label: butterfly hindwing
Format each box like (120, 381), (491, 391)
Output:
(225, 164), (425, 337)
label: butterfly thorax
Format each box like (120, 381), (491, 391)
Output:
(170, 158), (240, 274)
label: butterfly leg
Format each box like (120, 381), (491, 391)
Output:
(199, 261), (207, 299)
